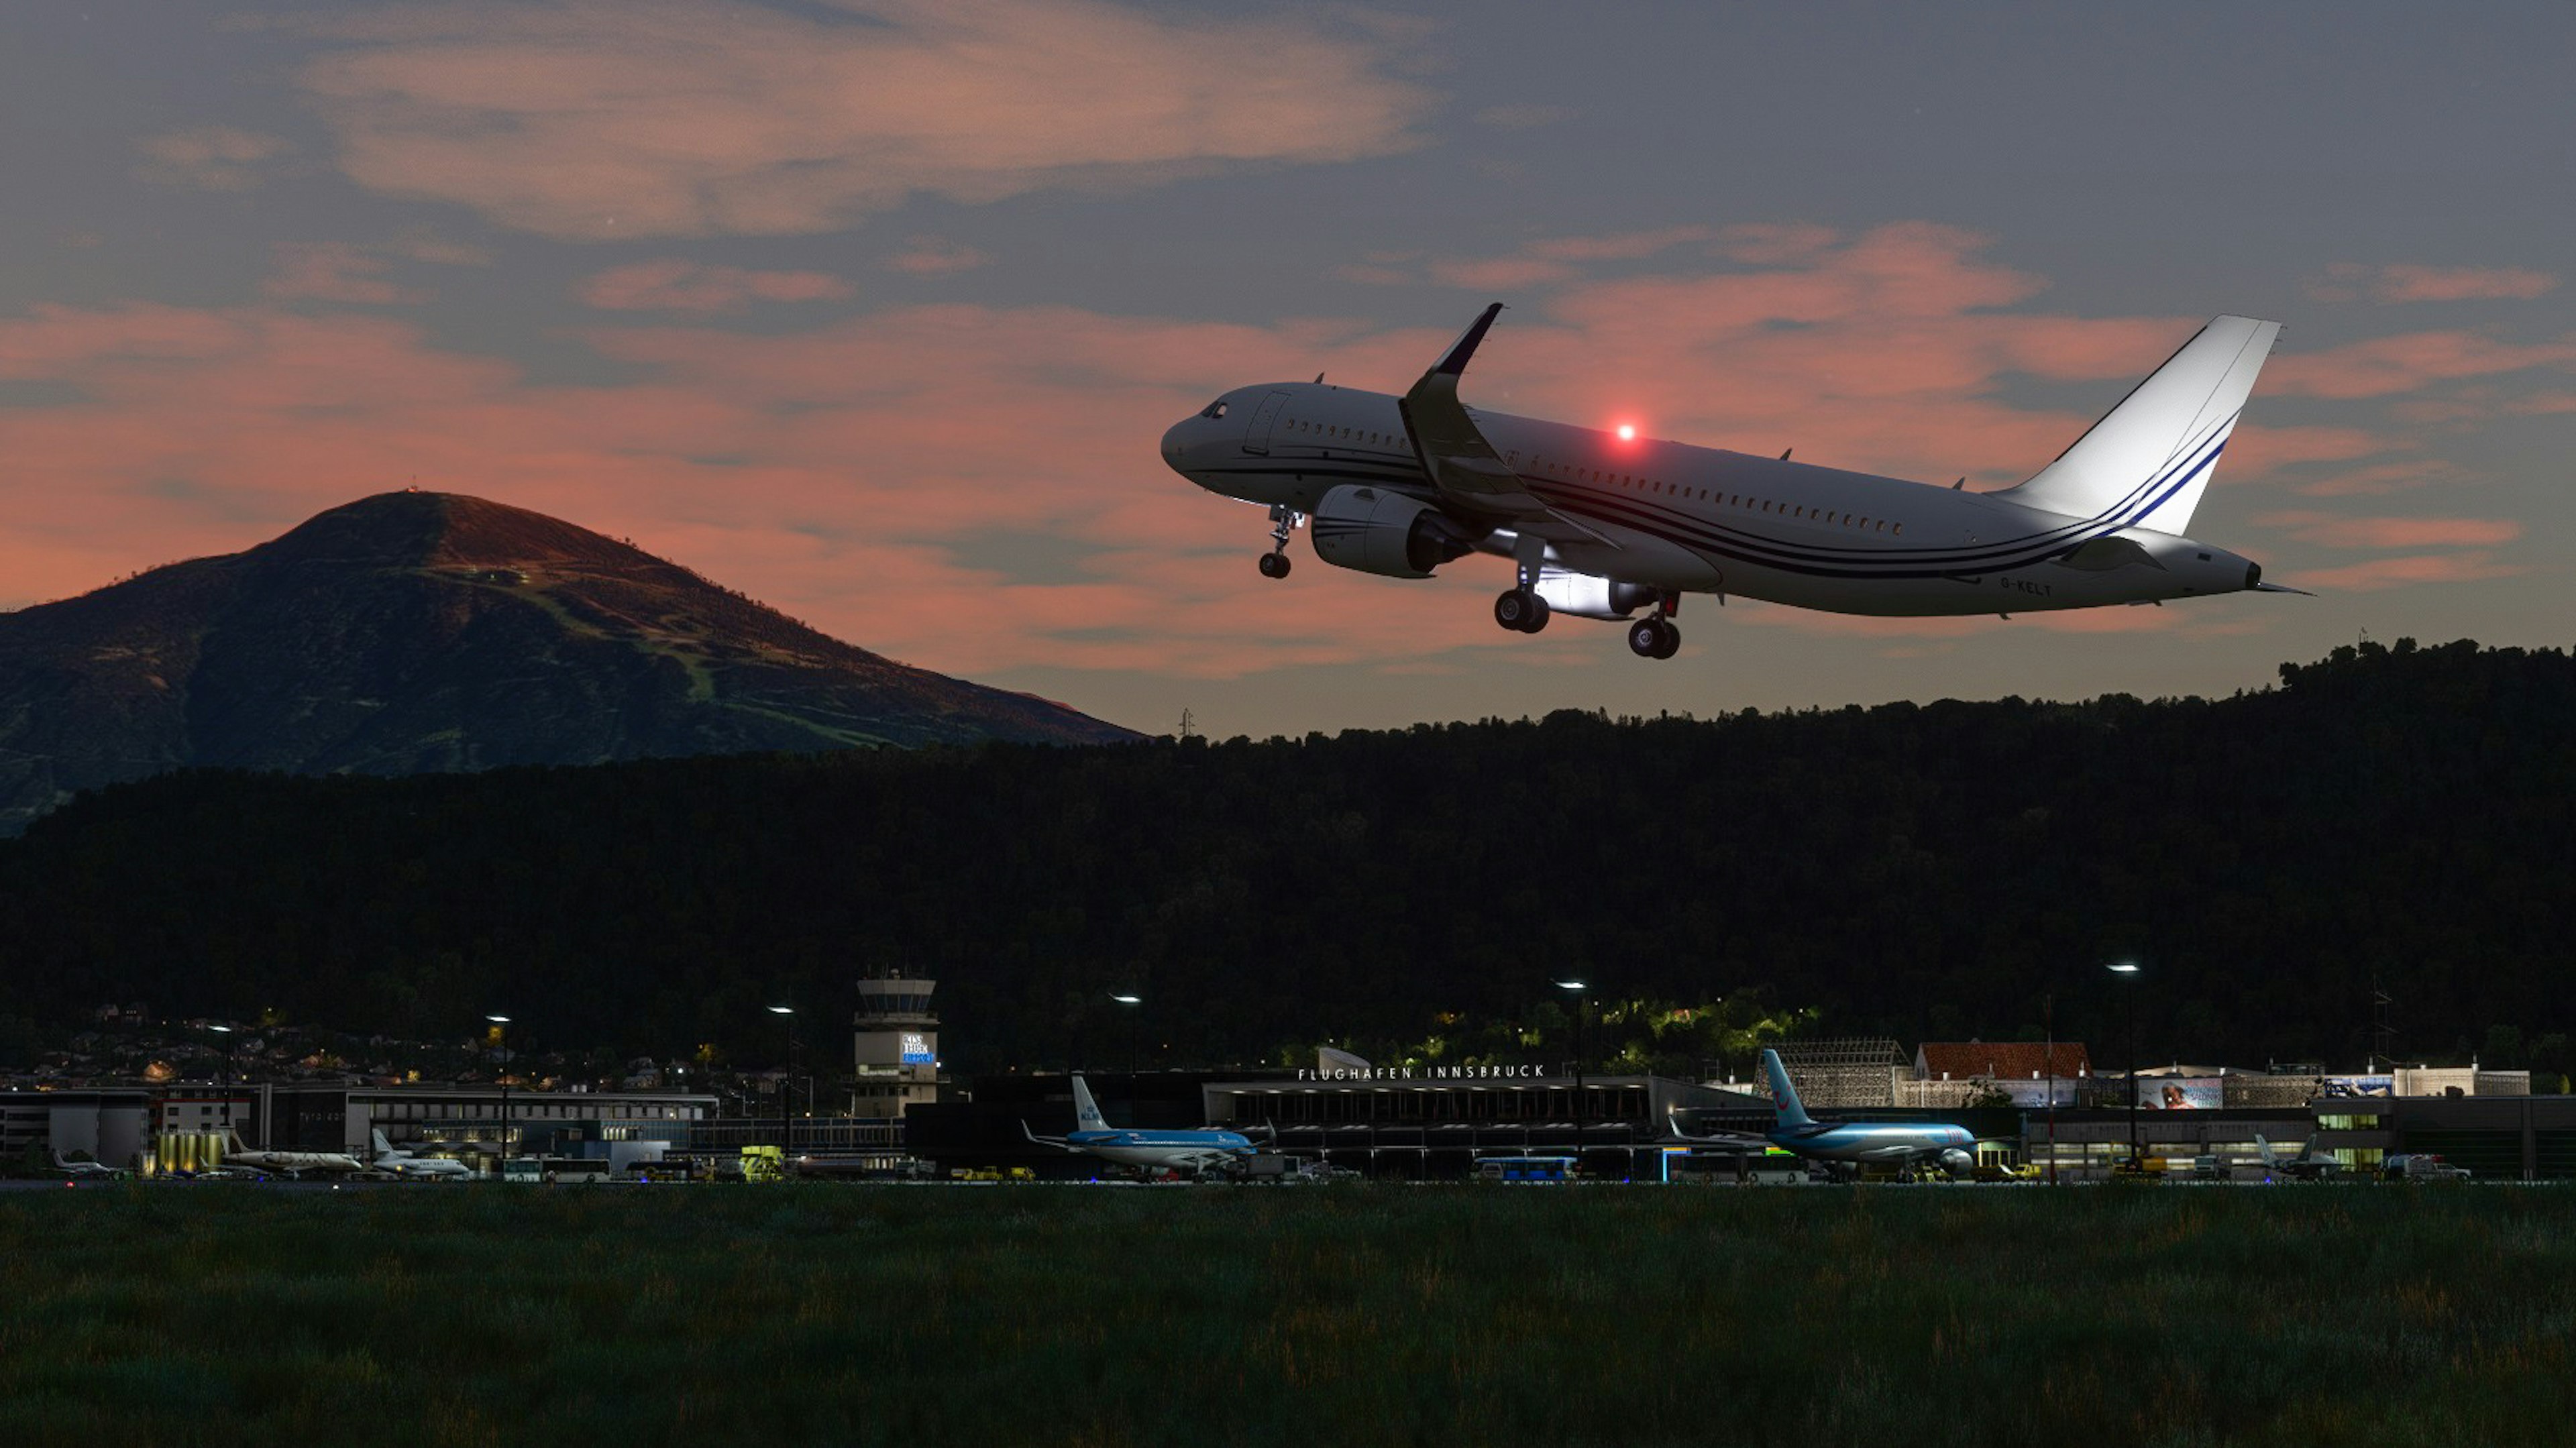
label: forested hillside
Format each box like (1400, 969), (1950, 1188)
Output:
(1, 638), (2568, 1076)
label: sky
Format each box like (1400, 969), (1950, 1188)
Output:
(3, 1), (2571, 738)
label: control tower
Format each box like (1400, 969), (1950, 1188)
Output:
(853, 977), (940, 1117)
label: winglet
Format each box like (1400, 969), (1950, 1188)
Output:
(1434, 303), (1504, 377)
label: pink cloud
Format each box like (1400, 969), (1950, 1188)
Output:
(580, 260), (854, 312)
(263, 242), (432, 305)
(3, 220), (2544, 678)
(2290, 553), (2526, 592)
(2290, 459), (2472, 497)
(2308, 262), (2559, 304)
(135, 125), (293, 190)
(2265, 331), (2576, 399)
(292, 0), (1430, 240)
(2254, 513), (2522, 549)
(883, 237), (993, 277)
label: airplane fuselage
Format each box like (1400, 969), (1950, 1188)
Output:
(1770, 1121), (1975, 1166)
(1065, 1128), (1256, 1173)
(1162, 382), (2262, 616)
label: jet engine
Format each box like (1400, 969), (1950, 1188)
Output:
(1309, 485), (1477, 579)
(1939, 1148), (1974, 1178)
(1534, 567), (1658, 620)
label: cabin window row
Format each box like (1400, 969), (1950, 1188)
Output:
(1531, 459), (1903, 535)
(1287, 419), (1405, 448)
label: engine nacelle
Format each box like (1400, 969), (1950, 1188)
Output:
(1534, 567), (1658, 620)
(1939, 1148), (1974, 1178)
(1309, 485), (1477, 579)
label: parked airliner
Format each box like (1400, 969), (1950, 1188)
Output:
(1162, 307), (2300, 657)
(1670, 1049), (1975, 1179)
(1020, 1075), (1261, 1178)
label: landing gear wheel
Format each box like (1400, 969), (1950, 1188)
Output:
(1494, 588), (1550, 633)
(1627, 616), (1680, 659)
(1258, 551), (1291, 579)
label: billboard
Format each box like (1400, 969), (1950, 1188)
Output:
(2143, 1076), (2223, 1110)
(899, 1032), (936, 1066)
(2319, 1074), (2394, 1098)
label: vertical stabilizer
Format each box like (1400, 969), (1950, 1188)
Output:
(2004, 315), (2281, 535)
(2255, 1133), (2279, 1168)
(1070, 1075), (1108, 1131)
(1760, 1048), (1814, 1130)
(371, 1129), (398, 1159)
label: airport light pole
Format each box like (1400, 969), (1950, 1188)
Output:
(1111, 994), (1142, 1121)
(1556, 980), (1590, 1125)
(208, 1024), (236, 1138)
(486, 1014), (513, 1177)
(768, 1006), (797, 1156)
(2107, 963), (2141, 1171)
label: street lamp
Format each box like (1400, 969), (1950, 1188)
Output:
(2106, 963), (2141, 1172)
(1110, 994), (1143, 1115)
(486, 1015), (513, 1178)
(1555, 980), (1590, 1125)
(207, 1025), (237, 1139)
(768, 1006), (796, 1155)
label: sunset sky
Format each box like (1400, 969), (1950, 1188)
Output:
(5, 2), (2570, 736)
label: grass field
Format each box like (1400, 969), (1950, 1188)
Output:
(3, 1183), (2573, 1447)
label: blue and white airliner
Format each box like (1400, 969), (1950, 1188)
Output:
(1672, 1049), (1976, 1179)
(1021, 1075), (1263, 1178)
(1162, 306), (2300, 657)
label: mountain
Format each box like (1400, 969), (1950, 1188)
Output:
(0, 491), (1134, 830)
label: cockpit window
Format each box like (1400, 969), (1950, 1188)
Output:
(1199, 399), (1228, 419)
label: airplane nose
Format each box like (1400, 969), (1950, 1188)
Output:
(1160, 420), (1191, 469)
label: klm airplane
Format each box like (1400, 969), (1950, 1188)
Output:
(1673, 1049), (1976, 1180)
(1021, 1075), (1263, 1178)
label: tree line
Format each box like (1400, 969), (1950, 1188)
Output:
(0, 637), (2568, 1084)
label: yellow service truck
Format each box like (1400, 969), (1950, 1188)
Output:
(740, 1145), (787, 1182)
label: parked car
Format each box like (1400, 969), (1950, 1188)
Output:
(2381, 1154), (2471, 1183)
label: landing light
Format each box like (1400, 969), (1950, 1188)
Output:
(1616, 425), (1635, 441)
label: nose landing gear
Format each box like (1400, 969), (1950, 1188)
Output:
(1256, 505), (1302, 578)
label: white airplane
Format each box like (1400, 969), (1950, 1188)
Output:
(370, 1129), (476, 1180)
(53, 1152), (129, 1180)
(1020, 1075), (1262, 1178)
(223, 1130), (368, 1176)
(1163, 307), (2298, 657)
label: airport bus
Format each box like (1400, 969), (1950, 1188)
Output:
(1473, 1155), (1578, 1184)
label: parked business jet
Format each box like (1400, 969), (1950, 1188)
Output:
(1670, 1049), (1975, 1179)
(2255, 1133), (2345, 1182)
(53, 1152), (129, 1180)
(370, 1129), (476, 1180)
(1020, 1075), (1261, 1178)
(224, 1131), (368, 1176)
(1163, 307), (2298, 656)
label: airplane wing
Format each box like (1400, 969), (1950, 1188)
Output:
(1660, 1119), (1772, 1150)
(1400, 304), (1613, 545)
(1019, 1121), (1078, 1153)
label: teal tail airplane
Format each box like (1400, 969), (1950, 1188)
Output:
(1670, 1049), (1976, 1179)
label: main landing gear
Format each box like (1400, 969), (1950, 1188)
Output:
(1494, 588), (1550, 633)
(1256, 505), (1300, 579)
(1626, 593), (1681, 659)
(1494, 533), (1550, 633)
